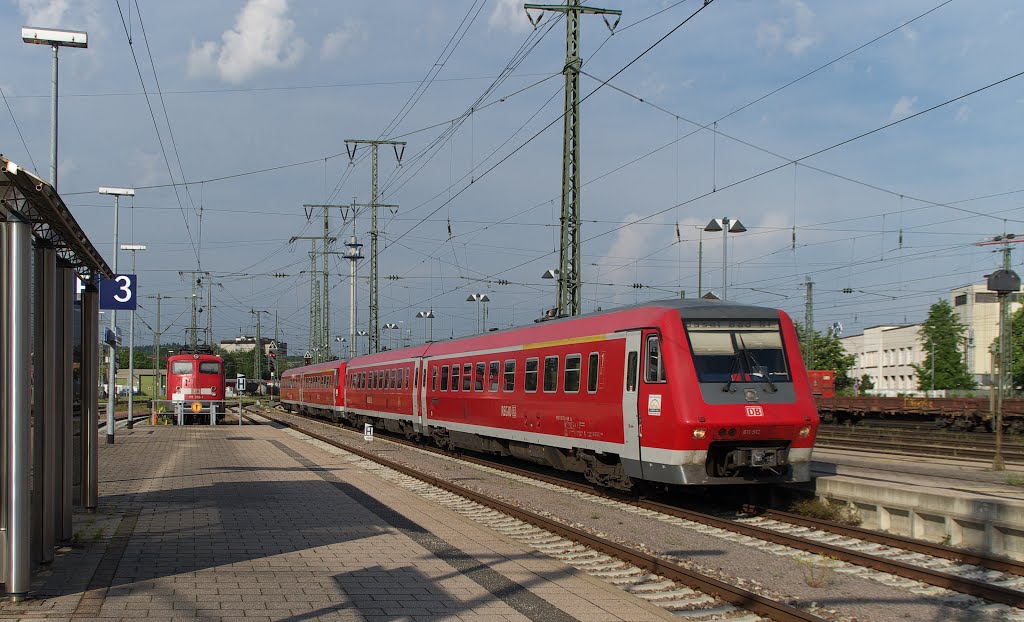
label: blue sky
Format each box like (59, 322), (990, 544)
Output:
(3, 0), (1024, 353)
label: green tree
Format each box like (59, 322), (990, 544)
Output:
(858, 374), (874, 395)
(795, 325), (857, 392)
(1007, 306), (1024, 390)
(911, 299), (975, 390)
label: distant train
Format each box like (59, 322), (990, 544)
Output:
(166, 351), (226, 423)
(815, 392), (1024, 433)
(281, 299), (819, 491)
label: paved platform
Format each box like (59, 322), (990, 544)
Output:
(1, 421), (678, 622)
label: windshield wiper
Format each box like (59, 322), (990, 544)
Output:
(738, 335), (778, 393)
(721, 351), (742, 393)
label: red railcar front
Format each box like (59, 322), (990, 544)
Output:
(166, 352), (225, 402)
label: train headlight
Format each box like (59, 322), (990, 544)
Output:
(798, 426), (812, 438)
(692, 427), (707, 439)
(211, 386), (217, 394)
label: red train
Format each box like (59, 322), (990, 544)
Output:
(281, 299), (819, 490)
(166, 351), (226, 403)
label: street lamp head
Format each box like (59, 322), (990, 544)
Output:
(479, 294), (490, 302)
(99, 186), (135, 197)
(542, 269), (559, 279)
(704, 219), (723, 232)
(728, 219), (747, 233)
(120, 244), (146, 251)
(467, 295), (477, 302)
(22, 27), (87, 48)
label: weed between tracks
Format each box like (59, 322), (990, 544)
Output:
(797, 554), (837, 587)
(789, 497), (862, 526)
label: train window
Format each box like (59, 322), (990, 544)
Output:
(587, 353), (599, 393)
(171, 361), (192, 375)
(441, 366), (450, 391)
(463, 363), (473, 391)
(474, 363), (485, 392)
(361, 372), (366, 389)
(564, 355), (581, 393)
(525, 358), (539, 392)
(452, 365), (461, 391)
(414, 368), (418, 389)
(398, 368), (404, 389)
(431, 366), (438, 391)
(199, 361), (221, 374)
(645, 335), (666, 383)
(488, 361), (500, 392)
(503, 360), (515, 392)
(626, 352), (639, 392)
(684, 320), (790, 383)
(392, 369), (398, 389)
(543, 356), (559, 393)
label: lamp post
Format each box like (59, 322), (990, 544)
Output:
(466, 294), (490, 333)
(384, 323), (400, 351)
(355, 330), (369, 355)
(703, 217), (746, 300)
(21, 26), (87, 190)
(120, 244), (145, 429)
(541, 269), (559, 317)
(99, 186), (134, 444)
(987, 268), (1021, 471)
(416, 310), (435, 343)
(335, 336), (347, 359)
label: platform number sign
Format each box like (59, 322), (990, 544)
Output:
(98, 274), (138, 310)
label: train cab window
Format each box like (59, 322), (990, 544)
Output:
(452, 365), (461, 391)
(441, 366), (450, 391)
(645, 335), (666, 383)
(171, 361), (192, 375)
(626, 352), (639, 392)
(198, 361), (221, 374)
(685, 320), (790, 384)
(587, 353), (600, 393)
(503, 360), (516, 391)
(474, 363), (485, 391)
(525, 358), (539, 392)
(463, 363), (473, 391)
(543, 356), (559, 393)
(564, 355), (581, 393)
(488, 361), (500, 392)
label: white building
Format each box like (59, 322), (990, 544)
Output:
(218, 336), (287, 357)
(839, 282), (1020, 395)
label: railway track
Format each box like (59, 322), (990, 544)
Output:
(253, 406), (1024, 619)
(817, 425), (1024, 463)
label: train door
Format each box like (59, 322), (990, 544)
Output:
(637, 329), (670, 455)
(621, 331), (643, 477)
(412, 359), (423, 433)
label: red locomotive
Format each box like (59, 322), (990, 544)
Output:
(281, 299), (818, 490)
(166, 351), (226, 403)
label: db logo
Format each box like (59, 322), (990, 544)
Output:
(745, 405), (764, 417)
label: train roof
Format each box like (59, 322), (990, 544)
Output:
(167, 351), (223, 361)
(344, 298), (789, 367)
(280, 358), (347, 377)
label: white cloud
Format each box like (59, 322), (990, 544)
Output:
(187, 0), (306, 84)
(490, 0), (531, 33)
(902, 27), (918, 44)
(888, 95), (918, 122)
(756, 0), (820, 57)
(954, 105), (969, 122)
(18, 0), (70, 26)
(321, 19), (363, 60)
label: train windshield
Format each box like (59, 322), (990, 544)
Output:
(170, 361), (193, 375)
(684, 319), (790, 384)
(199, 361), (221, 374)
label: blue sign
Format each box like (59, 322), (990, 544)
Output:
(98, 274), (138, 310)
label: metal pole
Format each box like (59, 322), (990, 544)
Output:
(697, 229), (703, 298)
(32, 243), (58, 563)
(4, 220), (32, 597)
(127, 250), (138, 429)
(81, 284), (99, 509)
(50, 45), (58, 189)
(106, 194), (119, 443)
(58, 266), (73, 542)
(350, 252), (357, 359)
(721, 217), (728, 300)
(154, 294), (161, 398)
(995, 293), (1007, 470)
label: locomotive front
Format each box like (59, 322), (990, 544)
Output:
(166, 352), (226, 403)
(679, 308), (817, 483)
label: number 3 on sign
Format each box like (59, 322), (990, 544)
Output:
(114, 275), (133, 303)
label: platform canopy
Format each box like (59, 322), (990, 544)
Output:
(0, 154), (111, 278)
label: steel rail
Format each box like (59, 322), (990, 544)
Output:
(264, 408), (1024, 608)
(253, 408), (828, 622)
